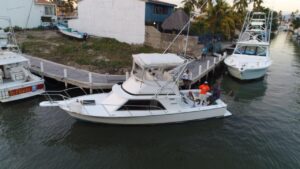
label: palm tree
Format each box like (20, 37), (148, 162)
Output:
(206, 0), (236, 39)
(182, 0), (216, 15)
(252, 0), (263, 11)
(233, 0), (249, 14)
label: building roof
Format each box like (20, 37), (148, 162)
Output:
(162, 9), (189, 31)
(146, 0), (177, 7)
(35, 0), (55, 5)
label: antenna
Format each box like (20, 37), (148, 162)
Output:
(25, 0), (34, 29)
(164, 0), (210, 57)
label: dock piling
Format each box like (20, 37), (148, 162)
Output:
(40, 61), (44, 78)
(207, 60), (210, 70)
(198, 65), (202, 75)
(64, 69), (68, 88)
(89, 72), (93, 94)
(213, 58), (217, 75)
(126, 72), (129, 80)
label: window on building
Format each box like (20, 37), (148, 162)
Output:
(45, 6), (55, 16)
(118, 100), (166, 111)
(153, 5), (168, 15)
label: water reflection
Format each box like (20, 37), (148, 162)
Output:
(55, 119), (227, 152)
(222, 75), (268, 102)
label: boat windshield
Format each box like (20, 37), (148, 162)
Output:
(234, 45), (267, 57)
(132, 63), (174, 81)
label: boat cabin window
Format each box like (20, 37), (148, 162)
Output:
(234, 46), (267, 56)
(118, 100), (166, 111)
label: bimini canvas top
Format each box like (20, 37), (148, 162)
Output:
(132, 53), (185, 68)
(0, 51), (28, 65)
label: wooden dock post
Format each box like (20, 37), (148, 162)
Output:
(64, 69), (68, 88)
(89, 72), (93, 94)
(40, 61), (44, 78)
(207, 60), (210, 70)
(198, 65), (202, 76)
(206, 60), (210, 81)
(213, 58), (217, 75)
(126, 72), (129, 80)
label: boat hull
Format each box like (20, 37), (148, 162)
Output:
(0, 90), (44, 103)
(65, 108), (232, 125)
(227, 66), (268, 80)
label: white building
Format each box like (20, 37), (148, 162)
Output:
(0, 0), (57, 28)
(69, 0), (146, 44)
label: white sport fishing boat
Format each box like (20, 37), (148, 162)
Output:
(0, 17), (45, 102)
(225, 11), (273, 80)
(40, 54), (232, 125)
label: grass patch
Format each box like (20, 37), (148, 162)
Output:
(18, 30), (161, 74)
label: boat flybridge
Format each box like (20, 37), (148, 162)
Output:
(225, 11), (273, 80)
(0, 17), (45, 102)
(40, 54), (232, 125)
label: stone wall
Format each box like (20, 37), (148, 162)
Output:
(145, 26), (203, 57)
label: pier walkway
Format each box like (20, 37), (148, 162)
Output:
(24, 52), (227, 90)
(24, 54), (126, 89)
(187, 53), (227, 83)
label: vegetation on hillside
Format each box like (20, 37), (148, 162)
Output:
(17, 31), (161, 74)
(182, 0), (278, 40)
(290, 10), (300, 29)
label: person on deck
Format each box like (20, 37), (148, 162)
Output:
(199, 81), (210, 105)
(202, 47), (208, 59)
(208, 80), (222, 105)
(181, 70), (188, 89)
(182, 69), (192, 89)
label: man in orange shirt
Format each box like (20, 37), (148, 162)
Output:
(199, 81), (210, 105)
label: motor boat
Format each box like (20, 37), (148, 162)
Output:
(0, 51), (45, 102)
(57, 24), (88, 40)
(0, 17), (45, 102)
(40, 53), (231, 125)
(225, 11), (273, 80)
(224, 41), (272, 80)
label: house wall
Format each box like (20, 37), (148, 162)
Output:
(69, 0), (145, 44)
(145, 3), (174, 24)
(0, 0), (56, 28)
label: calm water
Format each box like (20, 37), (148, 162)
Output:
(0, 32), (299, 169)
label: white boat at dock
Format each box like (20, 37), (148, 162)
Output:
(0, 17), (45, 102)
(40, 54), (232, 125)
(225, 11), (273, 80)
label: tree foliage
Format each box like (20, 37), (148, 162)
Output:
(50, 0), (76, 13)
(182, 0), (280, 40)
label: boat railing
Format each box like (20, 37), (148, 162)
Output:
(41, 88), (169, 116)
(238, 11), (272, 44)
(42, 87), (88, 103)
(0, 17), (21, 53)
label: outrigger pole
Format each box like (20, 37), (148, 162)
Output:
(163, 0), (214, 86)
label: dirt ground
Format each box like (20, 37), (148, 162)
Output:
(16, 30), (160, 74)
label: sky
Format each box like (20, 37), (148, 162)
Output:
(162, 0), (300, 13)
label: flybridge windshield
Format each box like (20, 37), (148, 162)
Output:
(252, 13), (266, 20)
(234, 46), (267, 56)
